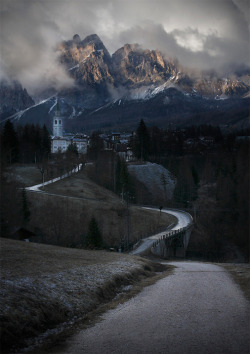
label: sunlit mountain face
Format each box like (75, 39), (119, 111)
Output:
(0, 33), (249, 132)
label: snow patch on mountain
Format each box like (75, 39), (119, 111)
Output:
(4, 97), (53, 123)
(69, 106), (76, 119)
(215, 93), (229, 100)
(90, 101), (113, 114)
(68, 64), (80, 71)
(48, 98), (57, 114)
(128, 81), (179, 101)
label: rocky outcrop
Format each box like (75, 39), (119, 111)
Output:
(59, 34), (113, 86)
(112, 44), (178, 86)
(0, 80), (34, 117)
(1, 34), (249, 130)
(58, 34), (249, 100)
(193, 77), (249, 98)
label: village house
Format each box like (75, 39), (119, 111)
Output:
(100, 131), (135, 161)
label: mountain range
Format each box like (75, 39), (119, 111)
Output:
(1, 34), (249, 132)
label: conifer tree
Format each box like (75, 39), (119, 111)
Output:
(133, 119), (150, 160)
(67, 142), (78, 156)
(2, 120), (19, 164)
(87, 217), (103, 248)
(120, 159), (130, 193)
(42, 124), (51, 158)
(22, 188), (30, 226)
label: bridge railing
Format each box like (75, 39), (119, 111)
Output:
(151, 223), (193, 249)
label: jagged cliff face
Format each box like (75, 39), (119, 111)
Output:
(1, 34), (249, 130)
(59, 36), (180, 90)
(59, 34), (113, 86)
(0, 80), (34, 117)
(192, 76), (249, 98)
(58, 34), (115, 108)
(111, 44), (178, 86)
(58, 34), (249, 102)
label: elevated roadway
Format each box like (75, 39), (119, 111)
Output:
(131, 207), (193, 257)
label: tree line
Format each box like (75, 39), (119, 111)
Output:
(131, 119), (225, 160)
(0, 120), (51, 166)
(153, 134), (249, 261)
(87, 119), (249, 261)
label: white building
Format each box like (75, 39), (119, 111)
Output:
(53, 108), (63, 137)
(51, 136), (89, 154)
(51, 106), (89, 154)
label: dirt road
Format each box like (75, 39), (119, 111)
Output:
(49, 261), (250, 354)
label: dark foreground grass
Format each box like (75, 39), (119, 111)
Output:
(36, 263), (174, 354)
(221, 263), (250, 301)
(0, 238), (173, 354)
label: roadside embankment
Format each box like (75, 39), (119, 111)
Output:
(0, 238), (168, 353)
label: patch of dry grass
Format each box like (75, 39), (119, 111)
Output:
(6, 164), (49, 187)
(36, 263), (175, 354)
(0, 238), (172, 353)
(27, 169), (176, 247)
(43, 171), (119, 201)
(220, 263), (250, 301)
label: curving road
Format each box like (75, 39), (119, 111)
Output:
(26, 170), (192, 255)
(26, 164), (82, 192)
(131, 208), (192, 255)
(49, 261), (250, 354)
(25, 171), (249, 353)
(26, 167), (192, 257)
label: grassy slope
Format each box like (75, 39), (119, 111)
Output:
(26, 167), (177, 247)
(5, 164), (55, 186)
(1, 165), (176, 352)
(0, 238), (167, 353)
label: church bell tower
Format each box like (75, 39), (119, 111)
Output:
(53, 101), (63, 137)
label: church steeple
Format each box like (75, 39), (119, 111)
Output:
(55, 100), (60, 116)
(53, 100), (63, 137)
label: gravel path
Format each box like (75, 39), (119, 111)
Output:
(50, 262), (250, 354)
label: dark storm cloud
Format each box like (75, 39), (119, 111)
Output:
(0, 0), (249, 94)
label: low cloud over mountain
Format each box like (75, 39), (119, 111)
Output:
(0, 0), (249, 95)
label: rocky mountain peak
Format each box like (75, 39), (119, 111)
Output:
(81, 34), (104, 48)
(73, 34), (81, 43)
(0, 79), (34, 117)
(58, 33), (249, 104)
(112, 43), (178, 86)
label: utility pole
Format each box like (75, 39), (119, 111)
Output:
(124, 192), (134, 251)
(113, 154), (116, 193)
(125, 192), (130, 251)
(193, 204), (197, 223)
(121, 184), (124, 203)
(38, 167), (45, 188)
(41, 168), (45, 188)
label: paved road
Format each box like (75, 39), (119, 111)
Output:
(50, 262), (250, 354)
(26, 164), (82, 191)
(131, 208), (192, 255)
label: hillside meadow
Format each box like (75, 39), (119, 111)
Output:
(25, 168), (176, 248)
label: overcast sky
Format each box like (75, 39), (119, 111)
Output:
(0, 0), (249, 94)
